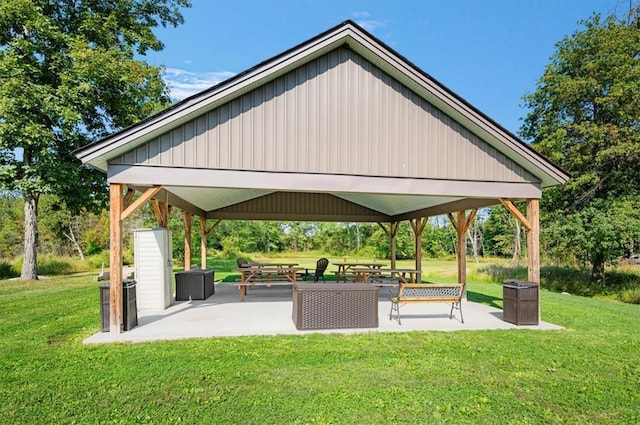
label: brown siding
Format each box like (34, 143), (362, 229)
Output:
(111, 47), (537, 184)
(208, 192), (388, 222)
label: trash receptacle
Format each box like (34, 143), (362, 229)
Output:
(175, 269), (215, 301)
(99, 280), (138, 332)
(502, 279), (539, 325)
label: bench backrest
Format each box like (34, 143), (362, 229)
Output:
(398, 283), (463, 300)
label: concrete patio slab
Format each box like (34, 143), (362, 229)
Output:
(84, 283), (563, 344)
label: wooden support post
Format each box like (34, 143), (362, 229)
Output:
(151, 199), (170, 227)
(447, 210), (476, 294)
(410, 218), (427, 282)
(199, 218), (223, 270)
(390, 222), (398, 270)
(377, 221), (399, 269)
(500, 198), (539, 282)
(502, 199), (541, 321)
(109, 184), (123, 334)
(122, 186), (162, 221)
(151, 200), (162, 226)
(527, 199), (540, 283)
(416, 234), (421, 277)
(500, 199), (531, 231)
(123, 187), (136, 209)
(527, 199), (540, 322)
(200, 217), (207, 270)
(456, 211), (467, 286)
(182, 211), (192, 271)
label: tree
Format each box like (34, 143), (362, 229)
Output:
(541, 199), (640, 276)
(0, 0), (191, 279)
(422, 216), (456, 258)
(369, 221), (415, 260)
(483, 206), (526, 260)
(281, 221), (316, 252)
(521, 9), (640, 283)
(467, 214), (484, 264)
(0, 191), (23, 258)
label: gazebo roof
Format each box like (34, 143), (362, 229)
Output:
(76, 20), (568, 222)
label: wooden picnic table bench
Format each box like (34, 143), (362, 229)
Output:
(333, 262), (385, 282)
(353, 268), (419, 287)
(234, 266), (303, 301)
(389, 283), (464, 324)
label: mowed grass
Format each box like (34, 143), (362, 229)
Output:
(1, 259), (639, 424)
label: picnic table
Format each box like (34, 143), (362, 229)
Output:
(353, 268), (420, 286)
(251, 262), (299, 268)
(333, 262), (386, 282)
(234, 265), (303, 301)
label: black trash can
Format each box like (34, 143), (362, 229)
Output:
(502, 279), (539, 325)
(100, 280), (138, 332)
(175, 269), (215, 301)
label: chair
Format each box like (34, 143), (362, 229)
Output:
(304, 257), (329, 282)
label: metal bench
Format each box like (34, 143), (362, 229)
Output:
(389, 283), (464, 324)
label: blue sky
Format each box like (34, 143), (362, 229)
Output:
(144, 0), (626, 137)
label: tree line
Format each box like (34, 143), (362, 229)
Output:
(3, 191), (634, 270)
(1, 2), (639, 284)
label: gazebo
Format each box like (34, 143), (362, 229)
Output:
(76, 21), (568, 334)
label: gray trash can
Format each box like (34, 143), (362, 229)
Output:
(502, 279), (539, 325)
(175, 269), (215, 301)
(100, 280), (138, 332)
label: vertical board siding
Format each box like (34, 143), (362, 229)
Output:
(195, 115), (207, 168)
(112, 47), (536, 183)
(183, 121), (194, 166)
(214, 192), (384, 219)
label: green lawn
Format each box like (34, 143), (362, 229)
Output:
(1, 259), (639, 424)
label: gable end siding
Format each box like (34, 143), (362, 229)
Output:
(110, 47), (538, 184)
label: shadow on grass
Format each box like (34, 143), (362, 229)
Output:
(467, 290), (502, 309)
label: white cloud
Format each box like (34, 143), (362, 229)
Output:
(352, 11), (371, 19)
(351, 11), (387, 33)
(163, 68), (236, 100)
(356, 19), (387, 33)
